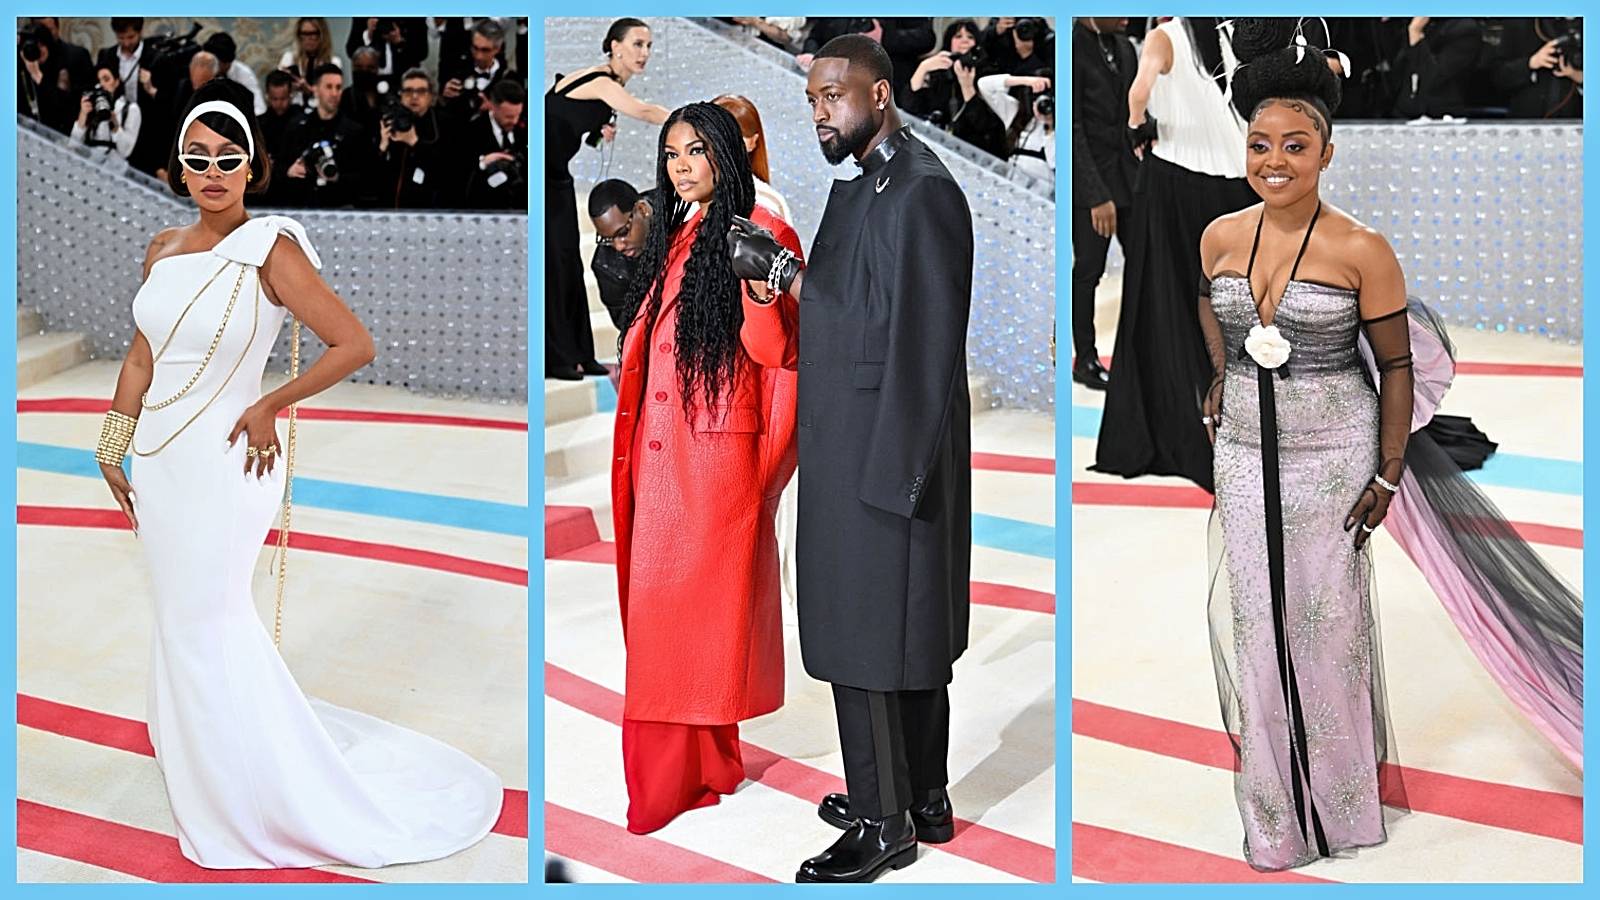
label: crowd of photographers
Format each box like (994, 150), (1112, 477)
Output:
(724, 16), (1057, 193)
(18, 16), (530, 211)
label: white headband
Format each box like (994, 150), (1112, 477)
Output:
(179, 100), (255, 160)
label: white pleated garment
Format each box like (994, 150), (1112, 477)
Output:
(1148, 18), (1249, 178)
(128, 215), (502, 869)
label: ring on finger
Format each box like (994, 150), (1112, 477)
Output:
(1360, 523), (1376, 533)
(246, 446), (260, 458)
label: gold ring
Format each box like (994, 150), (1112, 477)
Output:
(262, 445), (278, 456)
(246, 446), (260, 457)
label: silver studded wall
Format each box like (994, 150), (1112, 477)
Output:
(1105, 122), (1583, 344)
(545, 16), (1058, 412)
(17, 119), (529, 402)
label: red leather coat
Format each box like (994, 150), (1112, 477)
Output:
(611, 204), (803, 724)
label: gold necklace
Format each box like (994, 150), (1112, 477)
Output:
(142, 262), (249, 410)
(132, 273), (261, 457)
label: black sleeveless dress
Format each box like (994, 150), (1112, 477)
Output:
(545, 70), (619, 378)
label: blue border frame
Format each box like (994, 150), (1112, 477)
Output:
(4, 2), (1593, 895)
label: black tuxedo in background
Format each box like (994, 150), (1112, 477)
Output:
(344, 17), (430, 77)
(1391, 17), (1484, 118)
(98, 44), (171, 176)
(1070, 20), (1139, 364)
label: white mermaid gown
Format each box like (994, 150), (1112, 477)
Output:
(127, 216), (502, 869)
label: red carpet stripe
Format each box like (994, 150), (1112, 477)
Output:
(545, 802), (776, 883)
(544, 663), (1056, 883)
(1454, 361), (1582, 378)
(972, 452), (1056, 474)
(18, 800), (376, 883)
(19, 505), (527, 586)
(1069, 483), (1582, 548)
(1071, 822), (1334, 884)
(1072, 699), (1582, 844)
(18, 694), (529, 842)
(18, 397), (527, 431)
(1095, 357), (1582, 379)
(547, 538), (1053, 615)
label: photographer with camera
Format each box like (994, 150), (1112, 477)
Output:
(70, 63), (141, 163)
(376, 69), (447, 208)
(1491, 17), (1582, 119)
(347, 17), (429, 91)
(277, 63), (371, 208)
(904, 19), (1007, 158)
(457, 79), (527, 210)
(978, 70), (1054, 193)
(982, 16), (1054, 79)
(18, 21), (74, 134)
(796, 18), (935, 106)
(97, 18), (146, 104)
(441, 19), (517, 127)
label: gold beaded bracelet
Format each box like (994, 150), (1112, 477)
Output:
(95, 410), (138, 467)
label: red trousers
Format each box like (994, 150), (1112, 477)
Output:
(622, 719), (744, 834)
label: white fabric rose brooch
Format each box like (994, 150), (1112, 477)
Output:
(1245, 324), (1292, 369)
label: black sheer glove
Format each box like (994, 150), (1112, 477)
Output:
(1345, 306), (1414, 548)
(1127, 113), (1159, 155)
(727, 215), (802, 293)
(1196, 273), (1226, 445)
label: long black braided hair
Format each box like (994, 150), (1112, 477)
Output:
(616, 101), (757, 421)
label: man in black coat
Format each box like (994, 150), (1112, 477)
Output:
(1070, 17), (1138, 390)
(729, 33), (972, 885)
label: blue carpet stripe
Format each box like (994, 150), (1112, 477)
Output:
(18, 442), (528, 537)
(593, 375), (618, 413)
(973, 513), (1055, 559)
(1071, 404), (1581, 497)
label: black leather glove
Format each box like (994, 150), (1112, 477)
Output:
(727, 215), (802, 293)
(1127, 113), (1159, 155)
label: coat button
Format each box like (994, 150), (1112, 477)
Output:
(648, 440), (662, 451)
(654, 391), (667, 401)
(659, 343), (671, 352)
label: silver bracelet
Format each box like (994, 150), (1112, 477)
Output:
(1372, 473), (1399, 493)
(767, 248), (793, 297)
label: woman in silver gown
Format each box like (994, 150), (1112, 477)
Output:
(1198, 19), (1580, 871)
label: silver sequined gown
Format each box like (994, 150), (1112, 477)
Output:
(1206, 276), (1401, 871)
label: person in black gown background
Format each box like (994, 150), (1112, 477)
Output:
(1069, 16), (1138, 391)
(545, 18), (669, 381)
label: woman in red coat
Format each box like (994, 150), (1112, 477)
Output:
(609, 101), (803, 834)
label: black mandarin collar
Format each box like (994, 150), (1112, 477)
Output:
(856, 126), (912, 174)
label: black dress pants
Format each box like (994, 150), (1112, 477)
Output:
(832, 684), (950, 821)
(1070, 202), (1134, 364)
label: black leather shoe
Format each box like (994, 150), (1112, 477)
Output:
(817, 789), (955, 844)
(796, 811), (918, 883)
(1072, 356), (1110, 390)
(545, 366), (583, 381)
(579, 359), (610, 376)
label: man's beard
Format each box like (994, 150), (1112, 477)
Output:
(817, 117), (876, 165)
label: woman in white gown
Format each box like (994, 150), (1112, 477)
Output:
(92, 81), (502, 870)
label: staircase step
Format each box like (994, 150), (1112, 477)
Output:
(544, 411), (615, 483)
(545, 503), (603, 558)
(545, 470), (615, 542)
(591, 309), (619, 356)
(544, 375), (598, 427)
(16, 307), (43, 335)
(17, 331), (89, 389)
